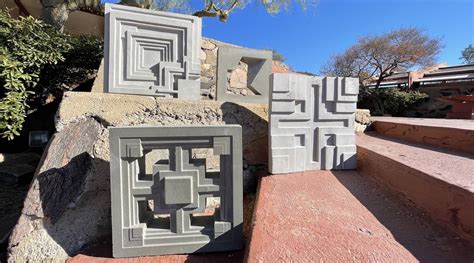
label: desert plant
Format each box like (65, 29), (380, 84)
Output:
(0, 10), (71, 140)
(358, 87), (428, 116)
(460, 44), (474, 64)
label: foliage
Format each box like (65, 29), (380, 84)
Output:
(42, 0), (318, 30)
(0, 10), (71, 140)
(321, 28), (443, 88)
(119, 0), (190, 13)
(0, 10), (103, 140)
(271, 49), (286, 62)
(358, 87), (428, 116)
(35, 35), (103, 104)
(194, 0), (318, 21)
(460, 44), (474, 64)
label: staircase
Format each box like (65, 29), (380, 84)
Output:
(370, 117), (474, 154)
(357, 117), (474, 242)
(68, 117), (474, 262)
(246, 117), (474, 262)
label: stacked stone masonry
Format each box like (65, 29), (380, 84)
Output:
(216, 46), (272, 104)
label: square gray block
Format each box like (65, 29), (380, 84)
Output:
(164, 176), (193, 204)
(109, 125), (243, 257)
(269, 73), (359, 174)
(216, 46), (272, 104)
(104, 4), (201, 98)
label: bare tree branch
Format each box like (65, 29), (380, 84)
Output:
(320, 27), (443, 89)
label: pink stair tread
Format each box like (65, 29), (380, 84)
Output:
(357, 134), (474, 192)
(246, 171), (474, 262)
(370, 117), (474, 130)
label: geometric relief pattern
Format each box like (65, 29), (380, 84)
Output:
(109, 126), (243, 257)
(104, 4), (201, 99)
(269, 73), (359, 174)
(216, 46), (272, 104)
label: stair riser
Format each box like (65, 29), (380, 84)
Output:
(357, 146), (474, 243)
(372, 121), (474, 154)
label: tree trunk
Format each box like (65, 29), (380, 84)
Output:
(41, 3), (70, 32)
(375, 75), (383, 90)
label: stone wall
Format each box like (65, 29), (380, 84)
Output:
(92, 37), (290, 100)
(8, 90), (369, 261)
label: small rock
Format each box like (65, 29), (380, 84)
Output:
(354, 122), (368, 133)
(355, 109), (371, 124)
(202, 63), (212, 72)
(201, 39), (216, 50)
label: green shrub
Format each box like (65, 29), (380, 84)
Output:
(36, 35), (103, 104)
(0, 10), (71, 140)
(0, 10), (103, 140)
(358, 87), (428, 116)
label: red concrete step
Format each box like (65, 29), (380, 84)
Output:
(357, 133), (474, 242)
(370, 117), (474, 154)
(245, 171), (474, 262)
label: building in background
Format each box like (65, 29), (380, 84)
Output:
(415, 64), (474, 98)
(365, 64), (473, 118)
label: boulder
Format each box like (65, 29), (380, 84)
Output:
(7, 92), (268, 261)
(8, 118), (106, 262)
(354, 109), (371, 133)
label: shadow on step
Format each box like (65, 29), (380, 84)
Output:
(332, 171), (474, 263)
(363, 132), (474, 159)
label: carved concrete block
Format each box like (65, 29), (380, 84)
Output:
(269, 73), (359, 174)
(109, 126), (243, 257)
(104, 4), (201, 99)
(216, 46), (272, 104)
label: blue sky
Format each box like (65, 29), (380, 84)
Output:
(105, 0), (473, 74)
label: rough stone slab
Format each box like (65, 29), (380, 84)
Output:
(109, 126), (243, 257)
(7, 119), (104, 262)
(357, 133), (474, 242)
(56, 91), (269, 165)
(269, 73), (359, 174)
(104, 4), (201, 98)
(246, 170), (474, 262)
(216, 46), (272, 104)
